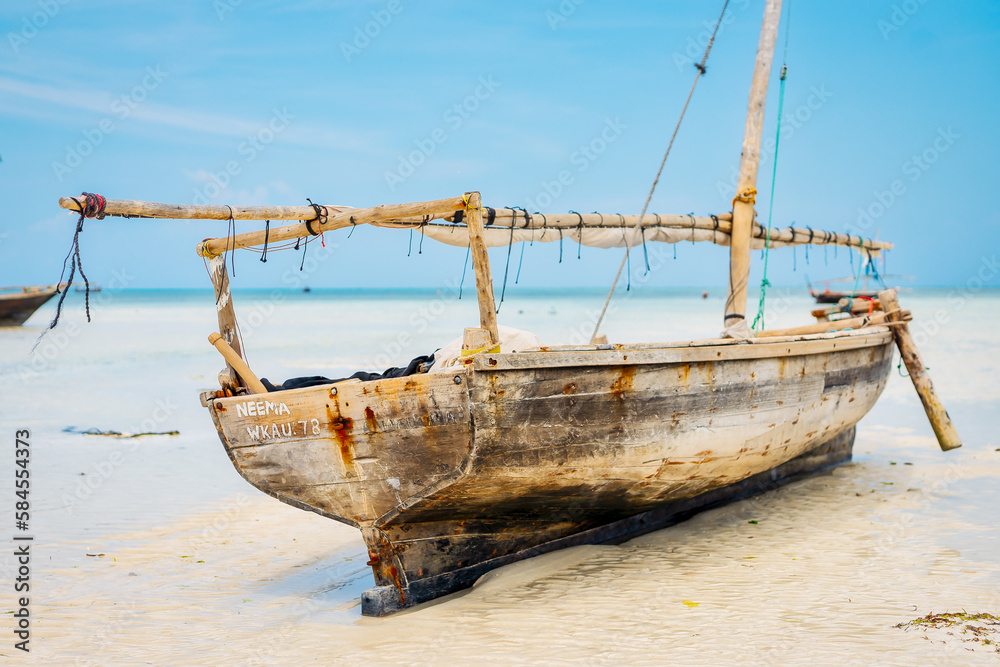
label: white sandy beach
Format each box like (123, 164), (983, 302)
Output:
(1, 288), (998, 665)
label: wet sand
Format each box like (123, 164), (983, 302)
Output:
(1, 289), (998, 665)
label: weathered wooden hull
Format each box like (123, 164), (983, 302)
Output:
(0, 289), (57, 326)
(206, 328), (894, 615)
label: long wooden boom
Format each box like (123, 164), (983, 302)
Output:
(58, 197), (892, 254)
(58, 197), (340, 221)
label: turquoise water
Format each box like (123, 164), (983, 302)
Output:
(0, 288), (998, 664)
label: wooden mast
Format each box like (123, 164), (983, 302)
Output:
(724, 0), (783, 335)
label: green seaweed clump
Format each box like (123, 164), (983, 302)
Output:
(895, 612), (1000, 652)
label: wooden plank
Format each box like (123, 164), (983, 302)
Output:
(463, 192), (499, 344)
(472, 330), (892, 371)
(725, 0), (783, 328)
(879, 289), (962, 451)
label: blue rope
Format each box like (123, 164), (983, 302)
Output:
(752, 1), (792, 333)
(751, 76), (789, 328)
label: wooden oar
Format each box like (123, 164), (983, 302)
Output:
(208, 332), (267, 395)
(878, 289), (962, 451)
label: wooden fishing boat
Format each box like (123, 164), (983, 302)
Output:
(807, 275), (912, 304)
(56, 0), (961, 616)
(0, 285), (59, 326)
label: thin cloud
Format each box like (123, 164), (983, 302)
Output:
(0, 74), (376, 152)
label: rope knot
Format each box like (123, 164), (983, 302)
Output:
(78, 192), (106, 219)
(462, 193), (481, 210)
(201, 240), (222, 258)
(732, 186), (757, 209)
(305, 198), (327, 234)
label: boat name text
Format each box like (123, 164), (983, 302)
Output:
(236, 400), (291, 418)
(246, 419), (321, 441)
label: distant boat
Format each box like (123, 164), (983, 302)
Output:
(809, 286), (881, 304)
(75, 284), (101, 293)
(807, 275), (912, 304)
(0, 285), (59, 326)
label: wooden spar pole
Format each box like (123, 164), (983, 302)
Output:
(208, 332), (267, 395)
(59, 195), (468, 256)
(58, 195), (893, 252)
(878, 289), (962, 451)
(406, 216), (892, 252)
(59, 197), (347, 221)
(463, 192), (500, 346)
(757, 309), (909, 338)
(192, 195), (468, 257)
(724, 0), (783, 334)
(206, 255), (244, 393)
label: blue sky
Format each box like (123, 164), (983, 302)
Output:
(2, 0), (998, 291)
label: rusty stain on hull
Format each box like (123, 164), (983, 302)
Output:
(364, 406), (378, 433)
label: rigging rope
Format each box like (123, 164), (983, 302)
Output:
(458, 243), (471, 299)
(224, 206), (237, 279)
(751, 0), (792, 333)
(849, 240), (866, 297)
(496, 206), (522, 312)
(260, 220), (270, 263)
(588, 0), (731, 344)
(42, 192), (104, 337)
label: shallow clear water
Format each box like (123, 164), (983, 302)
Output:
(1, 287), (998, 665)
